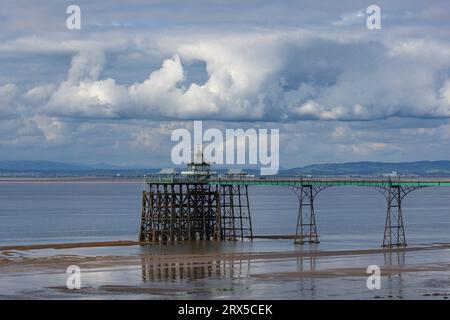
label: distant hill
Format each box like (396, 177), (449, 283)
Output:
(0, 161), (159, 177)
(0, 161), (92, 171)
(1, 160), (450, 177)
(282, 161), (450, 176)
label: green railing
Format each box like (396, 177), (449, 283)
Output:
(145, 175), (450, 187)
(207, 177), (450, 187)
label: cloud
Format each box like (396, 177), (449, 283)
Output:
(1, 0), (450, 166)
(439, 80), (450, 106)
(33, 115), (66, 143)
(24, 84), (56, 104)
(21, 32), (446, 123)
(40, 36), (283, 120)
(332, 10), (365, 26)
(0, 83), (17, 103)
(0, 83), (19, 118)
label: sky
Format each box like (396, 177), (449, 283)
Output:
(1, 0), (450, 168)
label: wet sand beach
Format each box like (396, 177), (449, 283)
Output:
(1, 240), (450, 299)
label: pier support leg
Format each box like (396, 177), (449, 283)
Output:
(139, 191), (150, 242)
(220, 185), (253, 241)
(377, 185), (422, 247)
(382, 186), (406, 247)
(293, 185), (321, 244)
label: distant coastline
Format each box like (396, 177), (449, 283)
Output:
(1, 160), (450, 178)
(0, 177), (144, 183)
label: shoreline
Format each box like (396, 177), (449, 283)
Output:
(0, 177), (144, 183)
(2, 239), (450, 253)
(0, 236), (298, 250)
(1, 239), (449, 261)
(0, 240), (140, 251)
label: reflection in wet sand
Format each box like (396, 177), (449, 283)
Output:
(297, 255), (317, 272)
(141, 256), (250, 281)
(384, 250), (406, 266)
(384, 251), (405, 299)
(296, 256), (317, 299)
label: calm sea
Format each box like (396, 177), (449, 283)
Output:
(1, 182), (449, 248)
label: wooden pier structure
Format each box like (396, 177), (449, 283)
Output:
(139, 159), (253, 244)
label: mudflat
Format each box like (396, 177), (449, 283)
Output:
(1, 241), (450, 299)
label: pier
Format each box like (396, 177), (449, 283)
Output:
(140, 159), (450, 247)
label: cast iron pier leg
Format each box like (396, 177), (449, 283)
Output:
(220, 185), (253, 241)
(382, 185), (406, 247)
(378, 184), (422, 247)
(293, 185), (321, 244)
